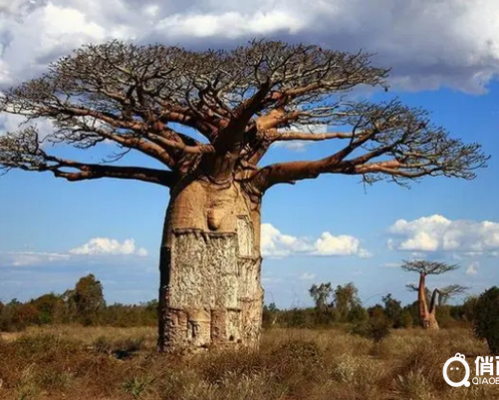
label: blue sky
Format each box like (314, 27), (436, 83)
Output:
(1, 0), (499, 308)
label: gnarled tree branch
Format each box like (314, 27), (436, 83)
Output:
(0, 128), (175, 187)
(0, 39), (488, 191)
(249, 100), (488, 192)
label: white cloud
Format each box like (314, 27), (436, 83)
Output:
(69, 238), (148, 256)
(0, 2), (110, 86)
(261, 223), (369, 258)
(466, 261), (479, 276)
(299, 272), (315, 281)
(388, 215), (499, 255)
(0, 251), (70, 267)
(261, 223), (310, 258)
(0, 0), (37, 17)
(314, 232), (371, 257)
(1, 0), (499, 92)
(136, 247), (148, 257)
(0, 113), (54, 139)
(0, 237), (148, 267)
(155, 10), (304, 39)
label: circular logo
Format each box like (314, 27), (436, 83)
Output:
(443, 353), (470, 387)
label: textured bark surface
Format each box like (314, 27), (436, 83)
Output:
(158, 178), (263, 352)
(423, 312), (439, 330)
(418, 273), (440, 330)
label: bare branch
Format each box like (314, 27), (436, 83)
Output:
(249, 100), (488, 192)
(266, 129), (354, 142)
(406, 283), (419, 292)
(430, 285), (468, 312)
(0, 128), (175, 187)
(0, 39), (488, 191)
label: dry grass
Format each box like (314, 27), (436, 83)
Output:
(0, 326), (494, 400)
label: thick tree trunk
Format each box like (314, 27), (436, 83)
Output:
(417, 273), (439, 330)
(157, 177), (263, 352)
(424, 312), (439, 330)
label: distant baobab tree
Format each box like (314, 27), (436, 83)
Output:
(0, 39), (487, 352)
(403, 260), (467, 329)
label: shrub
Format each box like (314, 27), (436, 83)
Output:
(462, 295), (478, 323)
(352, 308), (391, 344)
(473, 286), (499, 355)
(122, 376), (153, 399)
(397, 310), (413, 329)
(347, 305), (368, 323)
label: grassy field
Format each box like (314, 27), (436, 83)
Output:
(0, 325), (496, 400)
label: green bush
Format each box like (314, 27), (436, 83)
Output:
(397, 310), (413, 329)
(462, 295), (478, 323)
(352, 307), (391, 343)
(347, 304), (368, 323)
(473, 286), (499, 355)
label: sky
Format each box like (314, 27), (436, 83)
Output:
(0, 0), (498, 308)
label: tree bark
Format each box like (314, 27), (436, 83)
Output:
(425, 312), (439, 330)
(157, 177), (263, 352)
(417, 273), (439, 330)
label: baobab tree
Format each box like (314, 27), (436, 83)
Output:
(0, 40), (487, 352)
(403, 260), (467, 330)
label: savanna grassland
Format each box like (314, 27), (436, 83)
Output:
(0, 325), (496, 400)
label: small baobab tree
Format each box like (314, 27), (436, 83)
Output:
(0, 40), (487, 352)
(403, 260), (467, 330)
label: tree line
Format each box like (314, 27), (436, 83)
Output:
(1, 264), (498, 357)
(263, 284), (474, 331)
(0, 268), (479, 333)
(0, 274), (157, 331)
(262, 261), (499, 355)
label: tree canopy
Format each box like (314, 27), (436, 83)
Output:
(333, 283), (361, 319)
(66, 274), (106, 320)
(0, 39), (488, 194)
(401, 260), (460, 276)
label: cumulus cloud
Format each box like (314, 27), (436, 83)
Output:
(69, 238), (148, 256)
(154, 9), (305, 39)
(0, 237), (148, 267)
(315, 232), (372, 258)
(0, 113), (54, 139)
(0, 0), (38, 17)
(0, 0), (499, 92)
(388, 215), (499, 255)
(261, 223), (370, 258)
